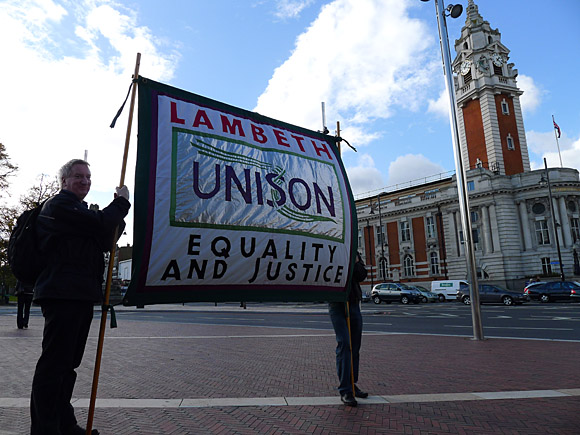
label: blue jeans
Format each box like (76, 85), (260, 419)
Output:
(329, 302), (362, 395)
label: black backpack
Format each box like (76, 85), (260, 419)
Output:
(8, 202), (47, 287)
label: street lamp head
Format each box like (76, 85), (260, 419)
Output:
(446, 4), (463, 18)
(539, 175), (548, 187)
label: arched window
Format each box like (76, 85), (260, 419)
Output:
(430, 252), (440, 275)
(378, 256), (390, 280)
(403, 254), (415, 277)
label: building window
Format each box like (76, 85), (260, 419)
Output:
(501, 99), (509, 115)
(471, 211), (479, 223)
(403, 254), (415, 277)
(400, 221), (411, 242)
(506, 134), (515, 150)
(541, 257), (552, 275)
(571, 217), (580, 242)
(535, 220), (550, 245)
(467, 181), (475, 191)
(463, 70), (472, 84)
(532, 203), (545, 214)
(378, 256), (389, 280)
(459, 229), (480, 249)
(430, 252), (440, 275)
(426, 216), (436, 239)
(376, 224), (385, 247)
(358, 229), (364, 257)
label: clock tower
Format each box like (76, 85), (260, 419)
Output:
(452, 0), (530, 176)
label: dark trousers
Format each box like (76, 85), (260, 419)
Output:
(31, 300), (94, 435)
(329, 301), (363, 395)
(17, 293), (33, 328)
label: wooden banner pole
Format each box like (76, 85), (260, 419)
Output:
(345, 301), (356, 397)
(336, 120), (356, 396)
(86, 52), (141, 434)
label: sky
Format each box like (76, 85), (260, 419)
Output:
(1, 0), (579, 245)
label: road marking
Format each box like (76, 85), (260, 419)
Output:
(445, 325), (573, 331)
(1, 389), (578, 409)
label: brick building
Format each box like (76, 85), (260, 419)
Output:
(355, 1), (580, 292)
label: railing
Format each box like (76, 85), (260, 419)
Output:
(354, 170), (455, 201)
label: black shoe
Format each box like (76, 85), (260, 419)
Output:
(354, 385), (368, 398)
(17, 326), (23, 329)
(340, 392), (357, 406)
(24, 324), (28, 329)
(62, 424), (99, 435)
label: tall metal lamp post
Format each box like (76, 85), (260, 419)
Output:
(377, 192), (386, 281)
(421, 0), (483, 340)
(541, 158), (565, 281)
(365, 221), (375, 288)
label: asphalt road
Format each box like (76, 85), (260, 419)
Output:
(109, 301), (580, 341)
(2, 300), (579, 341)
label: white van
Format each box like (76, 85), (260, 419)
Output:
(431, 280), (469, 302)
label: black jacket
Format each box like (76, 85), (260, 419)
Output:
(348, 259), (368, 304)
(33, 190), (130, 303)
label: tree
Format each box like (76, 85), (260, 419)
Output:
(0, 143), (18, 198)
(0, 173), (60, 289)
(19, 174), (60, 209)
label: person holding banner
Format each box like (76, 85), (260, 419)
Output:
(329, 253), (368, 406)
(30, 159), (130, 435)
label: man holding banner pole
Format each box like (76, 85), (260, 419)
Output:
(30, 159), (130, 435)
(329, 252), (368, 406)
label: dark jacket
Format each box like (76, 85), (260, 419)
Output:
(348, 259), (368, 304)
(33, 189), (130, 303)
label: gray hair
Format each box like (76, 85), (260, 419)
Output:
(59, 159), (90, 188)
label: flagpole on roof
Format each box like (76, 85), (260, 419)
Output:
(552, 115), (563, 167)
(86, 52), (141, 435)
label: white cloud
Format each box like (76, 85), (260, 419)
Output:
(274, 0), (316, 19)
(527, 130), (580, 173)
(255, 0), (436, 136)
(345, 154), (386, 196)
(427, 88), (450, 118)
(386, 154), (447, 187)
(527, 130), (574, 155)
(0, 0), (178, 243)
(517, 74), (542, 115)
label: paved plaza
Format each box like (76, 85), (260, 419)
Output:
(1, 304), (579, 434)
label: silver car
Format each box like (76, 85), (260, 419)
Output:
(371, 283), (422, 305)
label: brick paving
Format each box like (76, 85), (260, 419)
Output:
(1, 305), (579, 434)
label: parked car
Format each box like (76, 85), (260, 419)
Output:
(457, 284), (529, 306)
(371, 283), (422, 305)
(410, 285), (439, 303)
(524, 281), (580, 302)
(431, 280), (468, 302)
(571, 283), (580, 302)
(522, 281), (546, 294)
(361, 287), (371, 302)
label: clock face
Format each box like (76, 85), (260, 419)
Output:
(492, 53), (504, 67)
(460, 60), (472, 75)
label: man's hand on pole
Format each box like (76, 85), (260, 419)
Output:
(115, 185), (130, 201)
